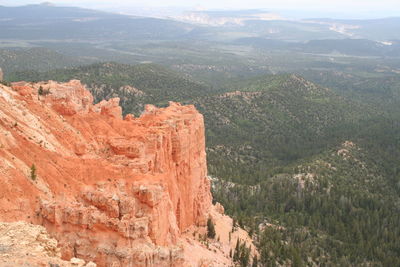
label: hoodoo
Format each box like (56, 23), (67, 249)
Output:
(0, 80), (255, 266)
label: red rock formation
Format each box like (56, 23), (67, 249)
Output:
(0, 80), (255, 266)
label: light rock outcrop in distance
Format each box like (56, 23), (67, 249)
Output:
(0, 80), (256, 266)
(0, 68), (3, 81)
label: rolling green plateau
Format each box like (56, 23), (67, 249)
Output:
(8, 61), (400, 266)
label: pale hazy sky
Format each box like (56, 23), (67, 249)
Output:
(1, 0), (399, 18)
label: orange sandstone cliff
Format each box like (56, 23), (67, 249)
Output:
(0, 80), (255, 266)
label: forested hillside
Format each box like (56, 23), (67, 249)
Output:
(0, 48), (86, 75)
(191, 74), (378, 184)
(213, 141), (400, 266)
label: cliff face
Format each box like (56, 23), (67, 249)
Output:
(0, 80), (249, 266)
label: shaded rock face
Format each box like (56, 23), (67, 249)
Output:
(0, 68), (3, 81)
(0, 80), (214, 266)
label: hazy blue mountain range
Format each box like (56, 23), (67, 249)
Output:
(1, 5), (400, 45)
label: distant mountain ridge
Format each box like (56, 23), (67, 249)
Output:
(235, 38), (400, 57)
(1, 4), (399, 44)
(0, 4), (196, 41)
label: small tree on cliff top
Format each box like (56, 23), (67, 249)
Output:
(38, 86), (44, 96)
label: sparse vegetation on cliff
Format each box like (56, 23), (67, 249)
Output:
(30, 164), (37, 181)
(0, 80), (11, 86)
(233, 239), (251, 267)
(207, 218), (216, 239)
(38, 86), (50, 96)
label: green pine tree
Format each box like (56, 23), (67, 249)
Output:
(30, 164), (37, 181)
(234, 239), (240, 262)
(38, 86), (44, 96)
(207, 218), (216, 239)
(252, 255), (258, 267)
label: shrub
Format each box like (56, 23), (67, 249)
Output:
(207, 217), (216, 239)
(30, 164), (37, 181)
(38, 86), (50, 96)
